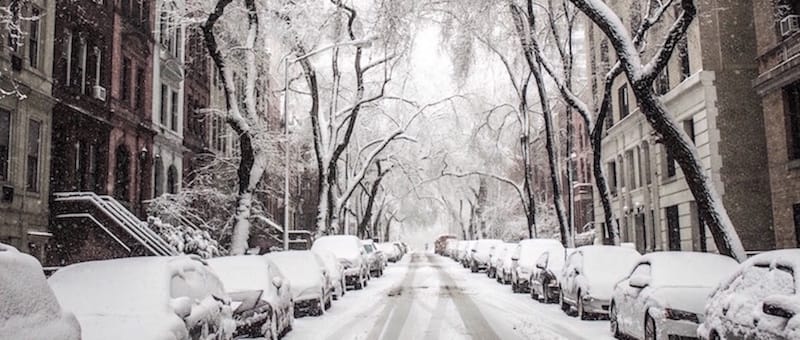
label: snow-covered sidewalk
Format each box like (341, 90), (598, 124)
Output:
(270, 252), (617, 340)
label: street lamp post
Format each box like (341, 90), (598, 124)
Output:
(281, 38), (375, 250)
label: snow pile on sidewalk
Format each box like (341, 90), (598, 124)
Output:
(0, 243), (81, 340)
(149, 216), (221, 258)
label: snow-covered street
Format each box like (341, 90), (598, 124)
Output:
(281, 252), (614, 340)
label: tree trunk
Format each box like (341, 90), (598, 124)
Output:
(591, 121), (620, 245)
(358, 163), (387, 238)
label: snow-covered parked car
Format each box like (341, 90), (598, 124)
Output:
(207, 256), (294, 339)
(469, 239), (503, 273)
(498, 243), (518, 285)
(444, 238), (459, 258)
(698, 249), (800, 340)
(461, 240), (478, 268)
(560, 245), (641, 319)
(610, 252), (738, 340)
(0, 243), (81, 340)
(362, 239), (385, 277)
(510, 239), (565, 293)
(531, 248), (574, 303)
(48, 256), (235, 340)
(313, 249), (347, 300)
(488, 242), (513, 279)
(312, 235), (369, 290)
(264, 251), (333, 317)
(377, 242), (402, 263)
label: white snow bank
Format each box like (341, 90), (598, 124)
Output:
(0, 243), (81, 340)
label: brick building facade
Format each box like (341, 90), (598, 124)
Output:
(752, 0), (800, 248)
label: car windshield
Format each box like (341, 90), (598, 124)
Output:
(313, 236), (361, 259)
(582, 247), (640, 282)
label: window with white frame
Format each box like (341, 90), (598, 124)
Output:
(0, 109), (10, 181)
(26, 119), (41, 192)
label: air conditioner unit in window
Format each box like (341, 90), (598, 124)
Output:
(92, 85), (107, 101)
(781, 15), (800, 37)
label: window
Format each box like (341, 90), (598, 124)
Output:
(784, 80), (800, 160)
(28, 8), (40, 68)
(153, 157), (163, 197)
(135, 68), (144, 111)
(167, 165), (178, 194)
(64, 30), (73, 84)
(608, 160), (617, 196)
(666, 205), (680, 251)
(0, 110), (10, 181)
(160, 84), (168, 125)
(170, 90), (178, 131)
(121, 57), (131, 105)
(630, 263), (651, 279)
(618, 84), (630, 119)
(7, 0), (19, 52)
(678, 38), (690, 81)
(26, 120), (40, 192)
(665, 147), (677, 178)
(794, 203), (800, 247)
(683, 118), (695, 144)
(76, 37), (87, 91)
(114, 145), (131, 201)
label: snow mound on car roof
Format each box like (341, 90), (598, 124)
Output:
(0, 243), (81, 340)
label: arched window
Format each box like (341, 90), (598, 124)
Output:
(153, 156), (164, 197)
(167, 165), (178, 194)
(114, 145), (131, 201)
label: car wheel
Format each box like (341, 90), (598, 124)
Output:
(286, 303), (295, 332)
(609, 302), (621, 339)
(316, 298), (325, 316)
(542, 283), (551, 304)
(644, 313), (656, 340)
(265, 314), (278, 340)
(512, 280), (519, 293)
(470, 262), (478, 273)
(710, 330), (723, 340)
(560, 292), (570, 313)
(530, 281), (539, 300)
(578, 292), (589, 320)
(324, 291), (332, 310)
(354, 276), (363, 290)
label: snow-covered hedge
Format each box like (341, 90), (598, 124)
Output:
(148, 217), (221, 259)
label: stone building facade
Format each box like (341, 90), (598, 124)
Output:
(151, 0), (185, 198)
(752, 0), (800, 248)
(585, 0), (774, 253)
(0, 0), (57, 261)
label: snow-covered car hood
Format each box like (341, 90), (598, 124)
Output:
(76, 314), (188, 340)
(289, 277), (324, 301)
(584, 277), (617, 301)
(473, 252), (490, 264)
(649, 286), (714, 316)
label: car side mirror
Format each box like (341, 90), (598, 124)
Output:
(763, 297), (796, 319)
(511, 256), (519, 262)
(272, 276), (284, 289)
(536, 262), (546, 270)
(629, 275), (650, 289)
(169, 297), (193, 319)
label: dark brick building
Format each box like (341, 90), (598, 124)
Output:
(752, 0), (800, 248)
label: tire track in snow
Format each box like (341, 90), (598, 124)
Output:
(428, 254), (502, 340)
(363, 253), (422, 340)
